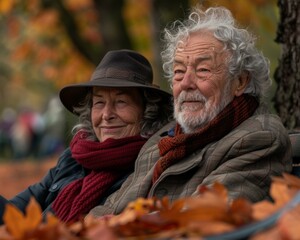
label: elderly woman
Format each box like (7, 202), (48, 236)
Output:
(0, 49), (172, 223)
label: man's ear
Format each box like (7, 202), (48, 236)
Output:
(234, 71), (250, 96)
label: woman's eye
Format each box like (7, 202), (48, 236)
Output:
(116, 99), (128, 105)
(93, 100), (104, 106)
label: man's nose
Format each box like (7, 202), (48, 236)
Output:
(180, 66), (197, 91)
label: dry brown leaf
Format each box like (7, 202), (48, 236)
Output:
(3, 203), (27, 239)
(197, 181), (228, 202)
(271, 174), (300, 202)
(270, 180), (293, 208)
(23, 197), (43, 231)
(210, 181), (229, 201)
(160, 196), (170, 209)
(250, 227), (282, 240)
(1, 173), (299, 240)
(229, 198), (253, 226)
(281, 172), (300, 189)
(252, 200), (278, 220)
(86, 224), (117, 240)
(0, 225), (13, 240)
(45, 213), (60, 227)
(160, 200), (229, 225)
(276, 205), (300, 239)
(2, 197), (43, 239)
(108, 198), (157, 226)
(184, 192), (227, 210)
(186, 220), (236, 236)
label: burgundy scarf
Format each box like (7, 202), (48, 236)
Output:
(52, 132), (146, 223)
(152, 94), (259, 183)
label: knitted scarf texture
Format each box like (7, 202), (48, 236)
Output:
(152, 94), (259, 183)
(52, 132), (146, 222)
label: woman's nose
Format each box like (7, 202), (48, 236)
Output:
(102, 105), (116, 121)
(180, 66), (197, 91)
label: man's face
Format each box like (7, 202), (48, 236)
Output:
(172, 32), (235, 133)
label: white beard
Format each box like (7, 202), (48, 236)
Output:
(174, 88), (232, 133)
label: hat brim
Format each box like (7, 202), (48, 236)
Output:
(59, 78), (172, 115)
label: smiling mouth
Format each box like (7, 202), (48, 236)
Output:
(100, 125), (126, 129)
(100, 126), (123, 135)
(180, 101), (204, 111)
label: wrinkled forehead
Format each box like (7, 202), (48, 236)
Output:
(175, 32), (226, 63)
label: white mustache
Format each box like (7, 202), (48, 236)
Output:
(177, 91), (207, 104)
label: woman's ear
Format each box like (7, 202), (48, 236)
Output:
(234, 71), (250, 97)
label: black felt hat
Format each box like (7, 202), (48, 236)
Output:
(59, 49), (171, 115)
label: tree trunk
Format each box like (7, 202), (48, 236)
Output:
(274, 0), (300, 130)
(93, 0), (132, 54)
(149, 0), (189, 89)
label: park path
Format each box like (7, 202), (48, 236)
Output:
(0, 157), (57, 199)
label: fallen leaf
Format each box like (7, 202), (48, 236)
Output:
(3, 204), (27, 239)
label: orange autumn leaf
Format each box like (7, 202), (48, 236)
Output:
(252, 173), (300, 221)
(209, 181), (229, 201)
(186, 220), (235, 237)
(252, 200), (278, 221)
(250, 227), (281, 240)
(126, 197), (156, 214)
(250, 202), (300, 240)
(276, 205), (300, 239)
(161, 202), (229, 224)
(1, 173), (300, 240)
(229, 198), (253, 225)
(3, 197), (43, 239)
(3, 204), (27, 239)
(108, 198), (157, 226)
(280, 173), (300, 196)
(24, 197), (43, 231)
(105, 174), (300, 239)
(270, 180), (294, 208)
(160, 196), (171, 209)
(161, 197), (185, 212)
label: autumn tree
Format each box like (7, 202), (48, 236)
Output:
(42, 0), (189, 90)
(273, 0), (300, 130)
(0, 0), (286, 121)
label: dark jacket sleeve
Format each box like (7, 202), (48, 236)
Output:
(1, 147), (134, 224)
(0, 195), (9, 224)
(0, 157), (59, 225)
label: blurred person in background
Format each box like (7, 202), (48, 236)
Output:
(38, 96), (66, 158)
(0, 49), (173, 224)
(10, 106), (44, 160)
(0, 108), (16, 159)
(89, 6), (292, 217)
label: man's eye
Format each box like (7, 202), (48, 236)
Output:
(174, 69), (185, 74)
(197, 68), (210, 72)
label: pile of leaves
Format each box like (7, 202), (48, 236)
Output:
(1, 173), (300, 239)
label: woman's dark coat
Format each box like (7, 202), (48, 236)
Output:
(0, 148), (127, 224)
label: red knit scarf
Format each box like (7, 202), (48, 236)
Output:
(52, 132), (147, 223)
(152, 94), (259, 183)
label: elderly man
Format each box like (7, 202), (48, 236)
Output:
(89, 6), (292, 217)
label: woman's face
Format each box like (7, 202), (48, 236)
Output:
(91, 87), (144, 142)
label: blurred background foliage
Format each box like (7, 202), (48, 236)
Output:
(0, 0), (279, 110)
(0, 0), (282, 156)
